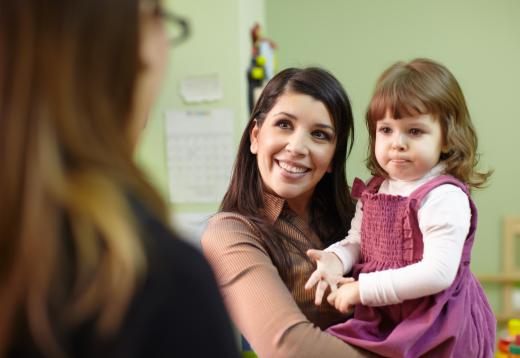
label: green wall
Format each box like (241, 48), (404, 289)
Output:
(266, 0), (520, 312)
(136, 0), (265, 226)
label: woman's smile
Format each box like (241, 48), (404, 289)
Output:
(276, 159), (311, 177)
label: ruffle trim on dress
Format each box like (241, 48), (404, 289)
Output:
(351, 177), (367, 199)
(402, 198), (419, 262)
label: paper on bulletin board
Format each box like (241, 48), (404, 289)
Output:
(180, 74), (223, 103)
(165, 109), (234, 204)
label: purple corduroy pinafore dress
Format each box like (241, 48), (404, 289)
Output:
(327, 175), (496, 358)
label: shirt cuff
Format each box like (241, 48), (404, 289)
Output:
(325, 244), (353, 274)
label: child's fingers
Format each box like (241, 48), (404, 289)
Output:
(337, 277), (355, 286)
(306, 249), (322, 262)
(305, 271), (321, 290)
(314, 280), (328, 306)
(329, 280), (338, 294)
(327, 290), (337, 306)
(334, 295), (346, 313)
(338, 302), (351, 314)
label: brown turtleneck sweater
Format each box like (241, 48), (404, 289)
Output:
(201, 193), (376, 358)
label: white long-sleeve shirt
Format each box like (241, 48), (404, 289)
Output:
(326, 164), (471, 306)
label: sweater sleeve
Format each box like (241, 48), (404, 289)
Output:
(359, 185), (470, 306)
(201, 213), (376, 358)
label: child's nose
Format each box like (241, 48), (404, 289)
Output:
(391, 133), (407, 151)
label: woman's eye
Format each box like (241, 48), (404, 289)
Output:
(409, 128), (423, 136)
(276, 119), (292, 129)
(312, 130), (331, 141)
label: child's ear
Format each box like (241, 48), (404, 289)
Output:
(442, 143), (451, 155)
(440, 144), (453, 160)
(250, 120), (259, 154)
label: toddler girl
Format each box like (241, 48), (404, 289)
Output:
(305, 58), (496, 357)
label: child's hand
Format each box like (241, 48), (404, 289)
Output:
(305, 249), (353, 306)
(327, 280), (361, 314)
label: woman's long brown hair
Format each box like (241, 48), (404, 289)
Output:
(0, 0), (167, 355)
(220, 68), (356, 285)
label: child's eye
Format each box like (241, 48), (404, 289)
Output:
(378, 126), (392, 134)
(312, 130), (332, 141)
(409, 128), (423, 136)
(276, 119), (292, 129)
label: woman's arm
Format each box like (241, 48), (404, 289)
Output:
(201, 213), (375, 358)
(359, 185), (470, 306)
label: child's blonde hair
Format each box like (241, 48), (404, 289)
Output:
(365, 58), (491, 188)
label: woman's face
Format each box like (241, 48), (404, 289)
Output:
(129, 2), (170, 147)
(250, 91), (336, 216)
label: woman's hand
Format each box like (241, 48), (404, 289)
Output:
(327, 280), (361, 313)
(305, 249), (354, 305)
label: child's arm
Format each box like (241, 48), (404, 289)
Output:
(325, 199), (363, 273)
(359, 185), (470, 306)
(305, 201), (363, 305)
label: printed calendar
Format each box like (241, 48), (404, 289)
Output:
(165, 109), (234, 204)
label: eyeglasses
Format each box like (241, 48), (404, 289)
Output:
(155, 7), (190, 46)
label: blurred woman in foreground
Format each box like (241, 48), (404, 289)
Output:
(0, 1), (240, 356)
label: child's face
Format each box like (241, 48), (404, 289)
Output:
(375, 112), (443, 181)
(250, 91), (336, 215)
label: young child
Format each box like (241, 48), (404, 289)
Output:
(305, 58), (496, 357)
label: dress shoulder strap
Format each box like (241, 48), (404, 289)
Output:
(406, 175), (477, 264)
(351, 176), (384, 199)
(408, 175), (469, 207)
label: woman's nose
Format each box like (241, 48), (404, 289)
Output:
(285, 132), (309, 156)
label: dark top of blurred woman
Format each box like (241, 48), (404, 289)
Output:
(0, 0), (239, 357)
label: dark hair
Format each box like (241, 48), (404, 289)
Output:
(366, 58), (491, 188)
(0, 0), (167, 355)
(220, 67), (355, 284)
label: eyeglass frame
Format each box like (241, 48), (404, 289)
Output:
(155, 6), (190, 46)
